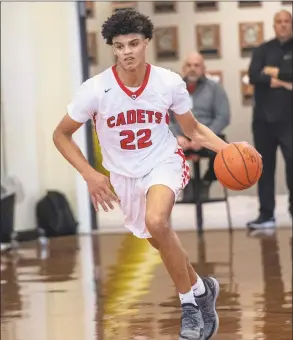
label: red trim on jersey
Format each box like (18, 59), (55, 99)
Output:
(112, 64), (151, 100)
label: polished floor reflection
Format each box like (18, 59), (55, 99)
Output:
(1, 229), (292, 340)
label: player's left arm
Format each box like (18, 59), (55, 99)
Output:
(169, 73), (228, 153)
(174, 111), (228, 153)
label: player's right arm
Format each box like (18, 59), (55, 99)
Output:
(53, 114), (94, 178)
(53, 79), (118, 212)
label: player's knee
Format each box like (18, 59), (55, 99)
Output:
(145, 213), (169, 239)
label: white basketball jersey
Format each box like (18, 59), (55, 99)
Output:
(67, 64), (191, 177)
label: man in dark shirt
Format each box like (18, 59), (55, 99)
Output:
(247, 10), (292, 230)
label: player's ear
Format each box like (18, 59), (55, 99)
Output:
(144, 38), (150, 47)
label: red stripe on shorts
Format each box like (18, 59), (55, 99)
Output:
(175, 148), (191, 189)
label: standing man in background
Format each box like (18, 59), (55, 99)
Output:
(170, 52), (231, 201)
(247, 10), (293, 230)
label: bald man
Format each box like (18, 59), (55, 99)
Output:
(247, 10), (293, 230)
(170, 52), (231, 201)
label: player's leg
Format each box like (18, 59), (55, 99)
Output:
(144, 149), (219, 339)
(147, 236), (198, 286)
(145, 184), (204, 340)
(147, 230), (219, 340)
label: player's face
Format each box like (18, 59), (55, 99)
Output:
(274, 11), (292, 41)
(112, 34), (148, 70)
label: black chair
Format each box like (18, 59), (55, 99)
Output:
(183, 137), (233, 234)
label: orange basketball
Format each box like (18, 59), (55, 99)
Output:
(214, 142), (263, 191)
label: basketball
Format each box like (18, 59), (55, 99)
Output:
(214, 142), (263, 191)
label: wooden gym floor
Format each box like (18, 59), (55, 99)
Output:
(1, 228), (292, 340)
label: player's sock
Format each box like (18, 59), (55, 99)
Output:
(179, 289), (197, 306)
(192, 275), (206, 296)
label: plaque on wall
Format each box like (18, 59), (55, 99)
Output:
(85, 1), (95, 18)
(206, 71), (223, 84)
(87, 33), (98, 65)
(155, 26), (179, 60)
(241, 70), (254, 105)
(196, 24), (221, 58)
(239, 22), (264, 56)
(112, 1), (137, 13)
(153, 1), (177, 13)
(194, 1), (218, 11)
(238, 1), (262, 7)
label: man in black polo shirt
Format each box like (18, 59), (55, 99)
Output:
(247, 10), (292, 230)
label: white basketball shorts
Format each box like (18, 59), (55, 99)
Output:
(109, 148), (190, 239)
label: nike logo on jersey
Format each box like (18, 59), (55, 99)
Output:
(104, 88), (111, 93)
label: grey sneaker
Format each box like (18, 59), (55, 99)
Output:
(179, 303), (204, 340)
(194, 277), (219, 339)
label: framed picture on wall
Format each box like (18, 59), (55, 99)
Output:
(153, 1), (177, 13)
(87, 32), (98, 65)
(281, 1), (292, 4)
(241, 70), (254, 105)
(111, 1), (137, 13)
(238, 1), (262, 7)
(85, 1), (95, 18)
(194, 1), (218, 11)
(196, 24), (221, 58)
(154, 26), (179, 60)
(239, 22), (264, 56)
(206, 70), (223, 84)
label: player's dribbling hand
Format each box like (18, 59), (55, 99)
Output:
(85, 171), (119, 212)
(238, 141), (262, 159)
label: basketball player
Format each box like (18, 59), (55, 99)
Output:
(53, 10), (229, 340)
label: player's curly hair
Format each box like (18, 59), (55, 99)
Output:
(101, 9), (154, 45)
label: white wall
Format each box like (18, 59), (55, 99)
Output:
(31, 3), (78, 199)
(88, 1), (292, 196)
(1, 2), (91, 232)
(1, 3), (41, 232)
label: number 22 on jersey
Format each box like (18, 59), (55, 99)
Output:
(120, 129), (152, 150)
